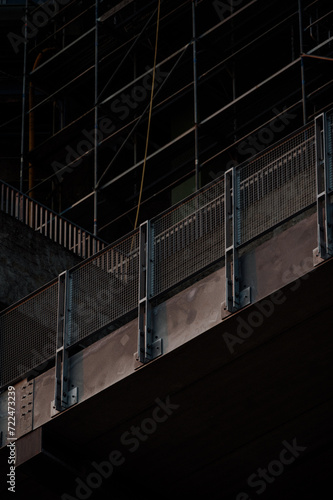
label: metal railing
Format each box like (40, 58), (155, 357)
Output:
(238, 124), (316, 245)
(69, 230), (140, 346)
(0, 180), (106, 258)
(0, 110), (332, 389)
(153, 178), (225, 296)
(0, 280), (58, 388)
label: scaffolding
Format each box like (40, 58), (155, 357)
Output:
(16, 0), (333, 243)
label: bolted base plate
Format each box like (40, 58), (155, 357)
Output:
(134, 338), (163, 369)
(51, 387), (78, 417)
(221, 287), (251, 319)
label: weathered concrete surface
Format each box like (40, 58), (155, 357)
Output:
(0, 211), (81, 310)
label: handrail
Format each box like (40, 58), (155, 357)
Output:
(0, 110), (332, 390)
(0, 180), (106, 258)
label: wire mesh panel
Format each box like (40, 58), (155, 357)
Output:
(0, 282), (58, 389)
(69, 230), (140, 345)
(153, 179), (225, 296)
(238, 125), (316, 245)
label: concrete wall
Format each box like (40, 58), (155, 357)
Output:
(0, 211), (82, 310)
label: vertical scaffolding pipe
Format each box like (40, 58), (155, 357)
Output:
(298, 0), (307, 125)
(192, 0), (199, 191)
(20, 0), (28, 192)
(93, 0), (99, 250)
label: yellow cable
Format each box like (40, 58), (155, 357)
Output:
(133, 0), (161, 230)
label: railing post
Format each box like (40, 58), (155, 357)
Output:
(136, 221), (162, 365)
(223, 168), (251, 315)
(314, 113), (333, 264)
(52, 271), (77, 415)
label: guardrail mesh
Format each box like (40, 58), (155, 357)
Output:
(0, 115), (328, 388)
(69, 230), (140, 345)
(153, 179), (225, 296)
(0, 282), (58, 388)
(238, 125), (316, 245)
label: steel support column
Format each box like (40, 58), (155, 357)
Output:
(224, 168), (250, 314)
(314, 113), (333, 263)
(137, 221), (162, 365)
(52, 271), (77, 415)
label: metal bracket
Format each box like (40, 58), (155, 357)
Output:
(51, 387), (78, 418)
(313, 113), (333, 264)
(52, 271), (78, 415)
(223, 168), (251, 315)
(136, 221), (162, 366)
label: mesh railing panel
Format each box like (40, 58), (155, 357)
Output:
(153, 179), (225, 296)
(69, 231), (140, 345)
(0, 282), (58, 388)
(238, 125), (316, 245)
(1, 116), (331, 388)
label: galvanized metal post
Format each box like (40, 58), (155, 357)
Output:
(52, 271), (77, 415)
(224, 168), (250, 314)
(224, 168), (239, 312)
(137, 221), (162, 364)
(314, 113), (333, 262)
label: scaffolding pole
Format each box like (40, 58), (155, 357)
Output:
(96, 43), (191, 190)
(20, 0), (28, 192)
(192, 0), (199, 191)
(94, 0), (99, 248)
(299, 0), (307, 125)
